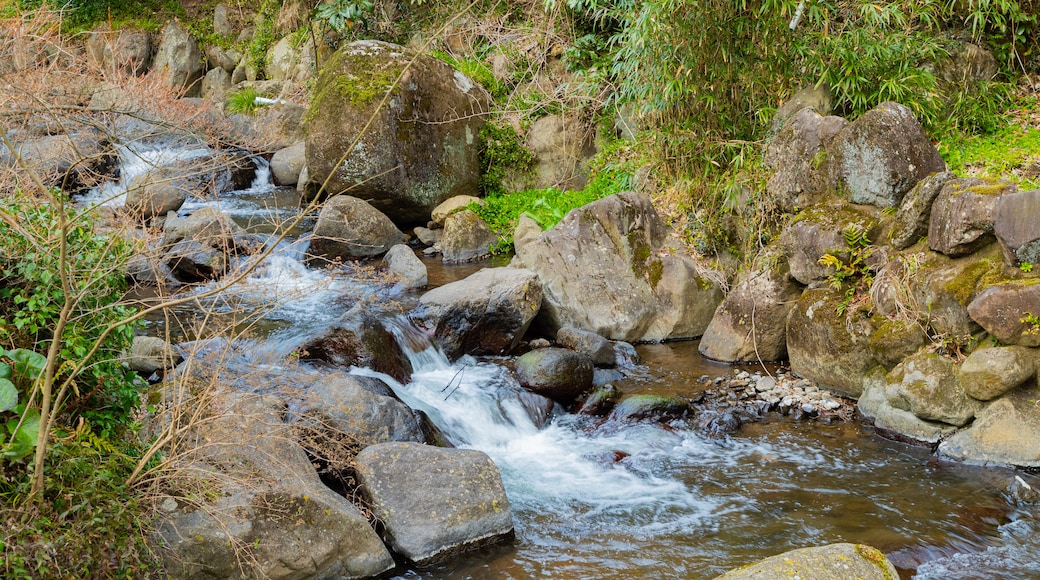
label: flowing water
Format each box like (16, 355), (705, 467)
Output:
(87, 141), (1040, 579)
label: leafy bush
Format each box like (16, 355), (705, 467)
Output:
(479, 121), (535, 197)
(225, 85), (261, 116)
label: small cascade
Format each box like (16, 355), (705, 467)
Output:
(81, 142), (213, 207)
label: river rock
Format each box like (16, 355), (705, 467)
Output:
(201, 66), (232, 102)
(301, 374), (423, 445)
(86, 27), (152, 76)
(960, 345), (1036, 401)
(431, 195), (482, 226)
(162, 206), (248, 250)
(514, 347), (594, 404)
(607, 395), (691, 423)
(867, 318), (929, 370)
(439, 209), (498, 262)
(967, 281), (1040, 347)
(152, 22), (204, 97)
(829, 101), (945, 208)
(886, 351), (981, 426)
(522, 113), (597, 191)
(304, 40), (489, 224)
(156, 392), (395, 579)
(6, 132), (116, 192)
(128, 336), (183, 375)
(765, 107), (846, 212)
(858, 371), (957, 445)
(413, 267), (541, 359)
(124, 168), (190, 220)
(994, 188), (1040, 267)
(206, 44), (239, 73)
(383, 244), (427, 289)
(699, 245), (803, 362)
(928, 177), (1014, 257)
(577, 383), (622, 416)
(556, 327), (616, 367)
(779, 201), (881, 286)
(889, 170), (954, 250)
(270, 141), (306, 186)
(514, 191), (721, 342)
(164, 239), (227, 282)
(713, 542), (899, 580)
(309, 195), (406, 261)
(297, 306), (413, 383)
(354, 442), (514, 565)
(938, 385), (1040, 468)
(786, 287), (878, 398)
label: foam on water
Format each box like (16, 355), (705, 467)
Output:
(80, 142), (213, 207)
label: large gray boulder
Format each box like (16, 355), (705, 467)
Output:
(431, 195), (482, 226)
(713, 543), (899, 580)
(439, 209), (498, 262)
(514, 191), (722, 342)
(302, 374), (423, 444)
(201, 66), (232, 102)
(938, 385), (1040, 468)
(304, 40), (489, 224)
(297, 305), (413, 383)
(309, 195), (406, 261)
(968, 280), (1040, 347)
(829, 101), (945, 208)
(765, 108), (846, 212)
(786, 287), (877, 398)
(994, 188), (1040, 267)
(886, 351), (981, 427)
(162, 206), (248, 249)
(699, 246), (803, 362)
(155, 392), (395, 579)
(266, 35), (315, 83)
(152, 22), (204, 97)
(354, 442), (514, 565)
(959, 345), (1036, 401)
(556, 327), (616, 367)
(87, 28), (152, 76)
(928, 177), (1014, 257)
(521, 113), (597, 191)
(514, 347), (594, 404)
(412, 267), (542, 359)
(124, 168), (190, 220)
(127, 336), (182, 375)
(270, 141), (306, 186)
(6, 132), (115, 192)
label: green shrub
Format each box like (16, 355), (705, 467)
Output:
(478, 121), (534, 197)
(225, 85), (261, 115)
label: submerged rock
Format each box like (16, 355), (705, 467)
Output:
(354, 442), (514, 566)
(607, 395), (691, 423)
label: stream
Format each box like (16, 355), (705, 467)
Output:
(88, 140), (1040, 579)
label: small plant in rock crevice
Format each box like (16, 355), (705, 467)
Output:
(1022, 312), (1040, 336)
(818, 222), (875, 314)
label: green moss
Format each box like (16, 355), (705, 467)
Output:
(648, 258), (664, 289)
(947, 177), (1013, 196)
(853, 544), (897, 580)
(306, 44), (405, 124)
(943, 258), (999, 306)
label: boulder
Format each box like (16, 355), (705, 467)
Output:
(514, 347), (594, 403)
(270, 141), (306, 186)
(829, 101), (945, 208)
(255, 101), (307, 150)
(297, 305), (413, 383)
(431, 194), (482, 226)
(152, 22), (204, 97)
(155, 393), (395, 579)
(960, 345), (1036, 401)
(124, 169), (189, 220)
(786, 287), (878, 398)
(886, 351), (981, 427)
(213, 3), (233, 37)
(200, 67), (232, 103)
(888, 170), (954, 250)
(928, 177), (1014, 257)
(301, 374), (424, 445)
(6, 132), (115, 192)
(413, 267), (542, 359)
(521, 114), (597, 191)
(413, 226), (440, 246)
(934, 41), (998, 84)
(772, 83), (834, 130)
(556, 327), (616, 367)
(699, 246), (804, 362)
(205, 44), (239, 73)
(994, 188), (1040, 267)
(713, 543), (899, 580)
(607, 395), (691, 423)
(308, 195), (406, 261)
(867, 318), (929, 370)
(164, 240), (227, 282)
(514, 191), (722, 342)
(304, 40), (489, 224)
(383, 244), (427, 289)
(87, 28), (152, 76)
(765, 108), (847, 212)
(354, 442), (514, 565)
(127, 336), (182, 375)
(439, 209), (498, 262)
(779, 202), (881, 286)
(577, 383), (622, 416)
(967, 281), (1040, 347)
(162, 206), (248, 250)
(265, 35), (315, 83)
(858, 372), (957, 445)
(938, 384), (1040, 468)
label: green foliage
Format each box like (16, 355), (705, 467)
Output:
(0, 434), (157, 578)
(13, 0), (184, 32)
(479, 121), (535, 197)
(431, 49), (507, 100)
(0, 349), (46, 461)
(247, 0), (279, 78)
(1022, 311), (1040, 335)
(0, 192), (142, 437)
(314, 0), (375, 33)
(1021, 262), (1035, 273)
(818, 223), (875, 314)
(225, 86), (261, 116)
(939, 118), (1040, 190)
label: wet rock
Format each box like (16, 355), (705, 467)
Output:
(938, 385), (1040, 468)
(713, 542), (899, 580)
(128, 336), (182, 376)
(354, 442), (514, 565)
(929, 177), (1014, 257)
(612, 341), (639, 366)
(556, 326), (616, 367)
(383, 244), (427, 289)
(577, 383), (622, 416)
(886, 351), (981, 427)
(413, 267), (542, 359)
(959, 345), (1036, 401)
(155, 392), (395, 579)
(270, 141), (305, 186)
(431, 195), (482, 226)
(308, 194), (406, 262)
(696, 409), (742, 437)
(829, 101), (945, 208)
(304, 40), (489, 224)
(152, 22), (204, 97)
(164, 240), (227, 282)
(994, 188), (1040, 267)
(699, 245), (803, 362)
(515, 191), (722, 342)
(889, 170), (954, 250)
(297, 306), (413, 383)
(515, 347), (594, 404)
(967, 281), (1040, 347)
(765, 107), (846, 212)
(607, 395), (691, 423)
(301, 374), (424, 445)
(413, 226), (440, 246)
(439, 209), (498, 262)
